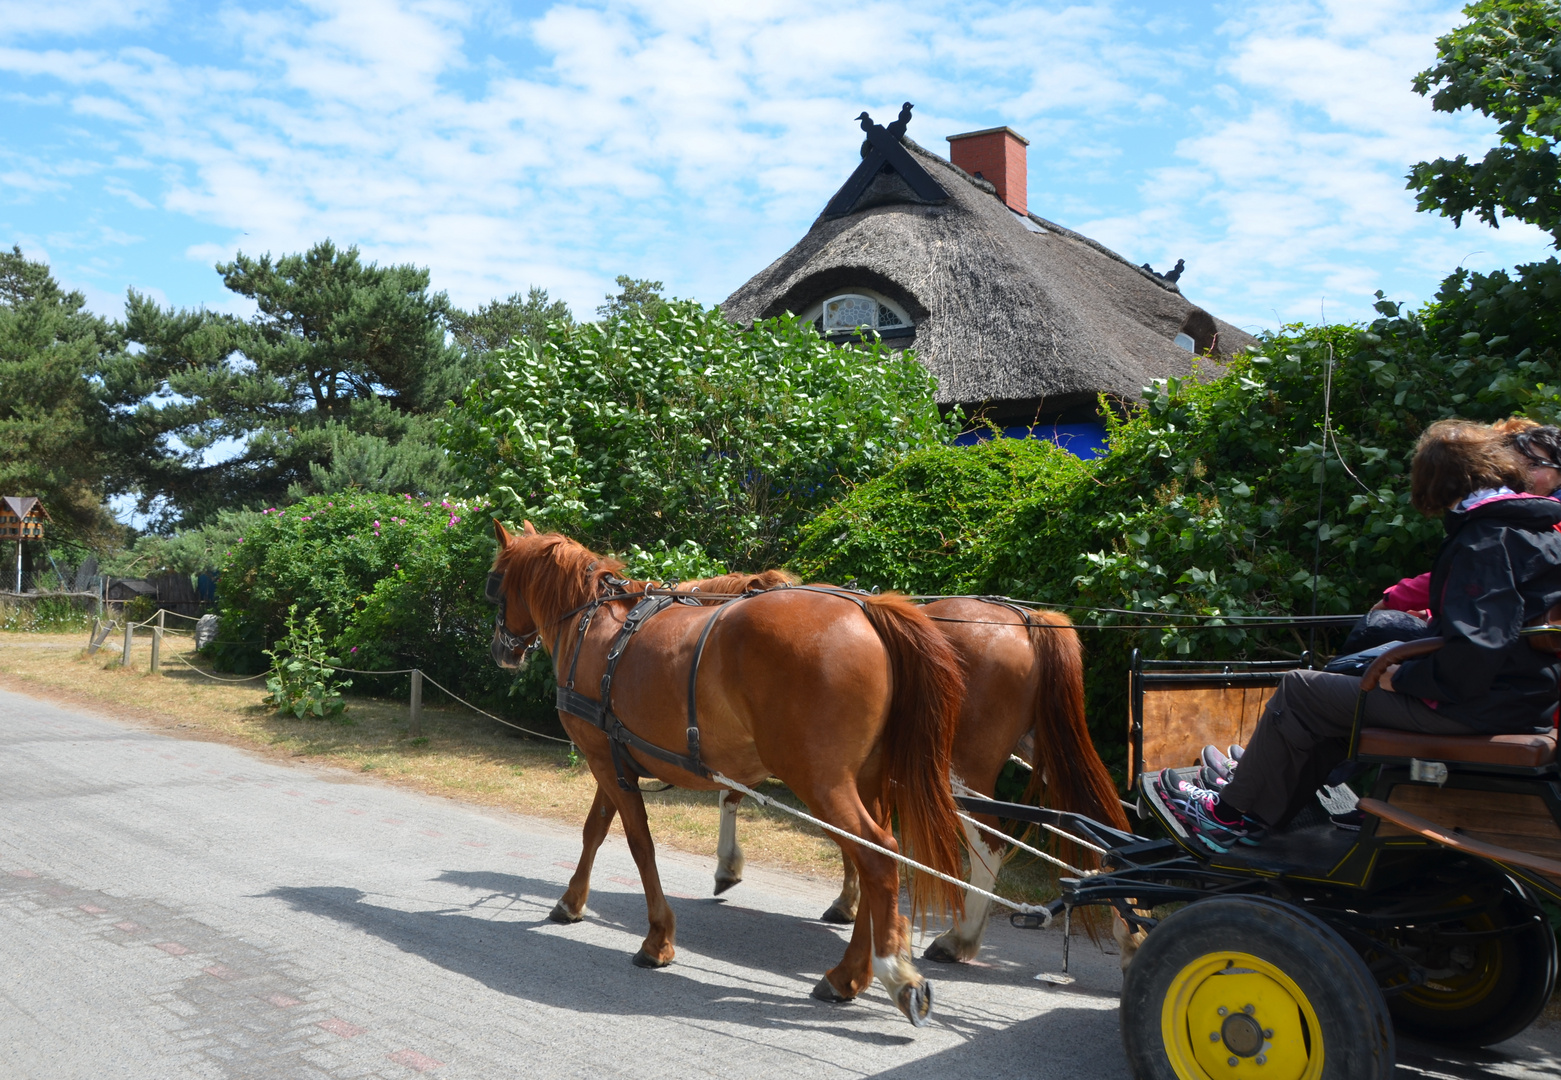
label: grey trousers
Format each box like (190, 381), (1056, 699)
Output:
(1220, 668), (1475, 827)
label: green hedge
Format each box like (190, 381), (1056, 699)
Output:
(791, 308), (1561, 774)
(442, 299), (954, 570)
(208, 492), (546, 714)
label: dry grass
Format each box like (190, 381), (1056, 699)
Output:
(0, 629), (1067, 906)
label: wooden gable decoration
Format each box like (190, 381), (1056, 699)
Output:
(0, 496), (49, 540)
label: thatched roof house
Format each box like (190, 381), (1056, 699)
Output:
(722, 109), (1254, 448)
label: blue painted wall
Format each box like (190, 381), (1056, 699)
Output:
(952, 422), (1109, 460)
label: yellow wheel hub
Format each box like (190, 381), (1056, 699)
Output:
(1161, 951), (1323, 1080)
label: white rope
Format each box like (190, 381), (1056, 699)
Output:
(950, 777), (1108, 861)
(167, 651), (270, 682)
(710, 771), (1053, 924)
(418, 671), (573, 745)
(954, 811), (1093, 878)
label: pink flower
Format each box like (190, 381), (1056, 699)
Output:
(373, 520), (380, 528)
(393, 563), (399, 569)
(350, 646), (358, 653)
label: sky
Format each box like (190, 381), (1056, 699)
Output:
(1, 0), (1556, 337)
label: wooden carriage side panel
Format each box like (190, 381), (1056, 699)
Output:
(1377, 786), (1561, 863)
(1131, 684), (1278, 784)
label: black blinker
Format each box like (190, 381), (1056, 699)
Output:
(484, 570), (505, 606)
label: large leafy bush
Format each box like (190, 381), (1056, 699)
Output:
(792, 301), (1561, 771)
(442, 300), (954, 569)
(208, 492), (523, 708)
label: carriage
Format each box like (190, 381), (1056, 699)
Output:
(485, 522), (1560, 1078)
(958, 637), (1561, 1080)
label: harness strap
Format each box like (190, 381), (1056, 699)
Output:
(685, 601), (736, 764)
(554, 592), (714, 791)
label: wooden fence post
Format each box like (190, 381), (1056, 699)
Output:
(409, 669), (423, 738)
(121, 619), (133, 666)
(150, 609), (164, 674)
(88, 617), (100, 655)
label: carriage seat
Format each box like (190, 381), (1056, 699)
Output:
(1357, 727), (1557, 767)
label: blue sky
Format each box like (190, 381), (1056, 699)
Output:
(2, 0), (1556, 336)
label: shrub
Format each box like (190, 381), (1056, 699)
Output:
(208, 492), (542, 714)
(442, 300), (955, 570)
(263, 605), (350, 719)
(791, 308), (1561, 773)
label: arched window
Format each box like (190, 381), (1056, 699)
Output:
(801, 289), (915, 338)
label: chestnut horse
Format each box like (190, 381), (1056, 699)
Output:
(716, 595), (1130, 962)
(488, 522), (967, 1023)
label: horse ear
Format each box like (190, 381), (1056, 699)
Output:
(522, 520), (537, 535)
(493, 518), (512, 545)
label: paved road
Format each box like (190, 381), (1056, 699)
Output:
(1, 687), (1558, 1079)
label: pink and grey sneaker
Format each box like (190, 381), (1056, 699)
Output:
(1155, 769), (1266, 854)
(1200, 744), (1236, 783)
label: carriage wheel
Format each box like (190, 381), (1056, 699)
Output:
(1373, 880), (1558, 1047)
(1121, 895), (1393, 1080)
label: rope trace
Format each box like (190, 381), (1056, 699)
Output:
(710, 771), (1054, 923)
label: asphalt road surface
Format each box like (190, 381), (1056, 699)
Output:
(2, 686), (1559, 1080)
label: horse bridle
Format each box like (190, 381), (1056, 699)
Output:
(485, 569), (544, 662)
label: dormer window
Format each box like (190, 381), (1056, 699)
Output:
(823, 294), (879, 334)
(808, 290), (915, 338)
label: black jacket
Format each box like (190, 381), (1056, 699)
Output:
(1394, 493), (1561, 731)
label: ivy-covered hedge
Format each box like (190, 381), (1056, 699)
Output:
(792, 294), (1561, 772)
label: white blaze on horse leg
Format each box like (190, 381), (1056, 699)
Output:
(714, 789), (744, 892)
(872, 945), (918, 995)
(927, 815), (1000, 962)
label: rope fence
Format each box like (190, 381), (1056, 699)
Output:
(86, 611), (572, 745)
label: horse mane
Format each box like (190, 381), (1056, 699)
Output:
(675, 568), (797, 601)
(497, 532), (626, 625)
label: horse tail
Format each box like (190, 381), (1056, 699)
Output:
(1025, 610), (1130, 841)
(862, 594), (967, 923)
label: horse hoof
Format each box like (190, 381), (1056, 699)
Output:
(923, 938), (962, 964)
(896, 980), (933, 1027)
(547, 901), (583, 925)
(811, 976), (854, 1003)
(713, 873), (742, 895)
(819, 903), (856, 925)
(632, 947), (671, 969)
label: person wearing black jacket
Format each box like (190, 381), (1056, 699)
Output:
(1158, 420), (1561, 852)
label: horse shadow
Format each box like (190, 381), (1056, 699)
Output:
(264, 870), (926, 1047)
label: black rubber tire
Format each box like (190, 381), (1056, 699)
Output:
(1121, 895), (1394, 1080)
(1380, 881), (1558, 1048)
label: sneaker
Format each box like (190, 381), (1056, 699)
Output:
(1228, 744), (1245, 762)
(1200, 745), (1235, 782)
(1330, 809), (1366, 832)
(1155, 769), (1266, 854)
(1198, 764), (1229, 791)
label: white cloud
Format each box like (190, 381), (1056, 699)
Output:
(0, 0), (1554, 329)
(0, 1), (164, 41)
(1072, 0), (1557, 328)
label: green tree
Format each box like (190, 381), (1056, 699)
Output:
(113, 241), (463, 528)
(449, 287), (571, 355)
(596, 275), (665, 322)
(444, 300), (954, 568)
(1409, 0), (1561, 241)
(0, 246), (118, 542)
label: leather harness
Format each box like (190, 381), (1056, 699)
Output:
(488, 572), (873, 791)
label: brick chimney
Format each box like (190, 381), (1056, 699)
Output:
(946, 126), (1029, 215)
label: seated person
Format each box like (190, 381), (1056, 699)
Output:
(1340, 420), (1561, 654)
(1161, 419), (1561, 851)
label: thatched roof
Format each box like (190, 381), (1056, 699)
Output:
(722, 137), (1256, 418)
